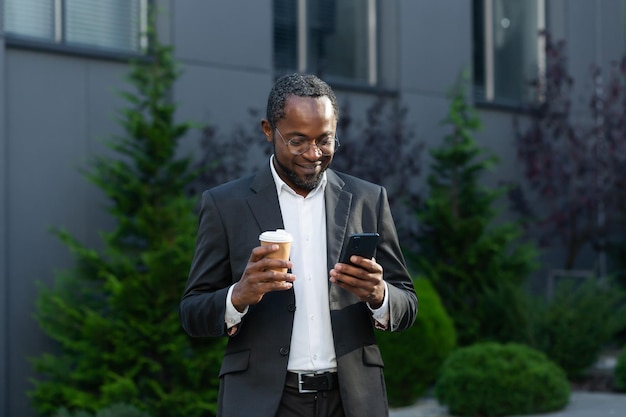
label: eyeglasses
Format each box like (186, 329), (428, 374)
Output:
(273, 126), (340, 156)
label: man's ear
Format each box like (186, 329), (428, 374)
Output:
(261, 119), (273, 143)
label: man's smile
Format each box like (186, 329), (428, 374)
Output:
(295, 162), (322, 175)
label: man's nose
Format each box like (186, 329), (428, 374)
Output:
(302, 142), (324, 158)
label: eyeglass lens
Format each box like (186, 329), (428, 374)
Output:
(288, 138), (335, 155)
(275, 126), (338, 156)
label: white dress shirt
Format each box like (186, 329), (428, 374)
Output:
(269, 158), (336, 372)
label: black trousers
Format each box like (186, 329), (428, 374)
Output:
(275, 385), (345, 417)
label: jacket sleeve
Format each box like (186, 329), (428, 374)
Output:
(375, 186), (418, 332)
(180, 190), (233, 338)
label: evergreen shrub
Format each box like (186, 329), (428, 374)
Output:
(30, 30), (225, 417)
(528, 278), (626, 380)
(412, 73), (537, 346)
(614, 346), (626, 392)
(435, 342), (570, 417)
(376, 278), (456, 406)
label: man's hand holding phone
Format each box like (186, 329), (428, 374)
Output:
(330, 233), (385, 308)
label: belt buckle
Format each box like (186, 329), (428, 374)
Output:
(297, 372), (317, 394)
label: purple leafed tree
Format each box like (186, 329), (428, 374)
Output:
(333, 95), (425, 253)
(511, 31), (626, 270)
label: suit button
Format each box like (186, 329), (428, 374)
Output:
(279, 347), (289, 356)
(287, 304), (296, 312)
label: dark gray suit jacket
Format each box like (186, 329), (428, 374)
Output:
(180, 167), (417, 417)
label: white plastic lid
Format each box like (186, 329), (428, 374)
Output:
(259, 229), (293, 243)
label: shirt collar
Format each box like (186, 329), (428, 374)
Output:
(269, 155), (327, 198)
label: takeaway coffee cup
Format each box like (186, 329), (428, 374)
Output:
(259, 229), (293, 272)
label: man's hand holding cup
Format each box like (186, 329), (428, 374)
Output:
(232, 229), (294, 311)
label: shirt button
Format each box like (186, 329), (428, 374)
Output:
(279, 347), (289, 356)
(287, 304), (296, 312)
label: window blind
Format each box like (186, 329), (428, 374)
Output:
(5, 0), (55, 41)
(274, 0), (298, 72)
(66, 0), (142, 52)
(4, 0), (146, 54)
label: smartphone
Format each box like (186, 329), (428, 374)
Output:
(339, 233), (379, 266)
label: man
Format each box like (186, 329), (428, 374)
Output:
(180, 73), (417, 417)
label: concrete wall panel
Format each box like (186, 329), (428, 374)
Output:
(5, 49), (129, 417)
(7, 50), (91, 417)
(0, 1), (9, 415)
(398, 0), (472, 95)
(173, 0), (272, 72)
(175, 64), (273, 157)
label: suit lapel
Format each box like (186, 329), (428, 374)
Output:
(246, 167), (295, 307)
(325, 170), (358, 311)
(324, 170), (352, 270)
(247, 168), (285, 232)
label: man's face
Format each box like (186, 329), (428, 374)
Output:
(262, 95), (337, 196)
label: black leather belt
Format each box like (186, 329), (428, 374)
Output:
(285, 371), (339, 393)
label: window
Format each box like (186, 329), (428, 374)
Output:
(473, 0), (545, 105)
(4, 0), (149, 54)
(274, 0), (378, 86)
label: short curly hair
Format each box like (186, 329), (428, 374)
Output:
(265, 73), (339, 127)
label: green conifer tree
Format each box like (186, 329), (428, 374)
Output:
(413, 73), (537, 346)
(30, 30), (224, 417)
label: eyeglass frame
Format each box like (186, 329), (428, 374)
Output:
(272, 125), (340, 156)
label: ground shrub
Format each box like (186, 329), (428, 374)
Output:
(435, 342), (570, 417)
(615, 347), (626, 392)
(377, 278), (456, 406)
(527, 278), (626, 380)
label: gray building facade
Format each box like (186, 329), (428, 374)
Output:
(2, 1), (625, 416)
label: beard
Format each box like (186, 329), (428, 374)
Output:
(274, 155), (327, 192)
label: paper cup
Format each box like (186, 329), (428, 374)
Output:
(259, 229), (293, 272)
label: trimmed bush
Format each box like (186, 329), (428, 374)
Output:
(528, 278), (626, 380)
(435, 342), (570, 417)
(615, 347), (626, 392)
(377, 278), (457, 406)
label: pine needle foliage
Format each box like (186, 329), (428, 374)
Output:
(30, 32), (224, 417)
(413, 73), (537, 346)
